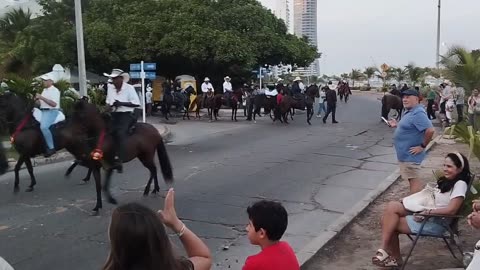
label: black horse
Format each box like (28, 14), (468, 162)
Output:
(381, 94), (403, 121)
(275, 85), (318, 125)
(181, 86), (196, 120)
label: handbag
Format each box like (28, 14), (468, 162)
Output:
(402, 183), (437, 212)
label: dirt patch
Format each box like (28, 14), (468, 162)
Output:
(302, 141), (480, 270)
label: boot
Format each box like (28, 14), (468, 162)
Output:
(112, 156), (123, 173)
(44, 148), (56, 158)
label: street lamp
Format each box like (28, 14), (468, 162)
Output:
(74, 0), (87, 97)
(435, 0), (441, 69)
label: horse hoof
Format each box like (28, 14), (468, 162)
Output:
(91, 209), (100, 216)
(13, 186), (19, 194)
(25, 187), (34, 192)
(82, 178), (90, 183)
(143, 189), (150, 196)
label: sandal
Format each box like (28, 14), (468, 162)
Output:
(372, 249), (401, 267)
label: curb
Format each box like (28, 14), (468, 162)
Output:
(298, 134), (442, 266)
(5, 124), (172, 172)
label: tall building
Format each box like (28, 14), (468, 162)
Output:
(293, 0), (320, 76)
(258, 0), (293, 34)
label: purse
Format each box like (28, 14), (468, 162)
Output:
(402, 183), (437, 212)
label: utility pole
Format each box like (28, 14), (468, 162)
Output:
(436, 0), (441, 69)
(74, 0), (87, 97)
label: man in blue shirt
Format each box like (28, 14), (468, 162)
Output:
(388, 89), (435, 193)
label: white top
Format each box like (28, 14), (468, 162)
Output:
(434, 181), (468, 209)
(0, 257), (13, 270)
(145, 91), (152, 104)
(106, 82), (141, 112)
(223, 82), (232, 93)
(40, 86), (60, 109)
(201, 82), (214, 93)
(299, 82), (305, 92)
(441, 85), (453, 102)
(265, 89), (278, 96)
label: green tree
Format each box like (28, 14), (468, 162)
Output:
(392, 67), (408, 85)
(441, 46), (480, 96)
(364, 67), (376, 86)
(405, 63), (426, 86)
(349, 69), (364, 87)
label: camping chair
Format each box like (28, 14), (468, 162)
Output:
(401, 174), (476, 270)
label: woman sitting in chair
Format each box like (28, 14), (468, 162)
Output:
(372, 152), (471, 267)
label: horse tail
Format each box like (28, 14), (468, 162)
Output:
(157, 138), (173, 184)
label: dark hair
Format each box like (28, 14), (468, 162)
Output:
(437, 153), (472, 193)
(103, 203), (191, 270)
(247, 200), (288, 241)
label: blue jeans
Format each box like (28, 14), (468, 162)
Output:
(40, 109), (59, 150)
(317, 101), (327, 115)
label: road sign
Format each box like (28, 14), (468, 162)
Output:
(381, 63), (390, 72)
(130, 71), (141, 78)
(252, 70), (259, 74)
(130, 71), (156, 79)
(144, 72), (156, 79)
(130, 63), (157, 71)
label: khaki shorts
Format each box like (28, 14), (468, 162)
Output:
(399, 162), (421, 180)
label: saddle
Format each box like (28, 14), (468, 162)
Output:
(293, 93), (304, 101)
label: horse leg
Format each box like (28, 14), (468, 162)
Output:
(231, 107), (234, 121)
(234, 107), (238, 122)
(307, 106), (312, 125)
(103, 168), (117, 205)
(140, 157), (159, 195)
(24, 158), (36, 192)
(13, 155), (25, 193)
(65, 160), (79, 177)
(92, 167), (102, 214)
(83, 168), (92, 182)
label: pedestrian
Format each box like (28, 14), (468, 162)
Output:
(316, 85), (327, 118)
(387, 89), (435, 193)
(322, 82), (338, 124)
(440, 80), (453, 117)
(104, 69), (141, 173)
(36, 74), (61, 157)
(468, 89), (480, 131)
(242, 200), (299, 270)
(103, 189), (212, 270)
(426, 86), (437, 120)
(146, 84), (153, 116)
(454, 86), (465, 122)
(466, 200), (480, 269)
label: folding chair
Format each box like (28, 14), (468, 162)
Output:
(401, 174), (476, 270)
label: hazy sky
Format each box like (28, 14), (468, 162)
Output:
(318, 0), (480, 75)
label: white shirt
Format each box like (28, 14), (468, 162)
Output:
(299, 82), (305, 92)
(201, 82), (214, 93)
(434, 181), (467, 209)
(40, 86), (60, 109)
(145, 91), (153, 104)
(265, 89), (278, 96)
(223, 81), (232, 93)
(106, 82), (141, 112)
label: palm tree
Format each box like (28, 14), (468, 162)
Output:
(350, 69), (364, 88)
(393, 67), (408, 85)
(441, 46), (480, 96)
(364, 67), (376, 86)
(0, 8), (32, 42)
(405, 63), (426, 86)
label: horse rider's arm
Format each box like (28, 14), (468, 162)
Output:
(37, 89), (59, 107)
(124, 87), (141, 107)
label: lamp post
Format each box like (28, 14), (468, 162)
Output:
(435, 0), (441, 69)
(74, 0), (87, 97)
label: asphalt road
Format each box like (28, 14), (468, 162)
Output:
(0, 95), (398, 270)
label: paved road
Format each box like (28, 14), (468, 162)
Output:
(0, 95), (398, 270)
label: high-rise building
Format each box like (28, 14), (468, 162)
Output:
(258, 0), (293, 34)
(293, 0), (320, 76)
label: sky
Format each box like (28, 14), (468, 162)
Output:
(318, 0), (480, 75)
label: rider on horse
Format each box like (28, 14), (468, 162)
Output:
(292, 77), (305, 96)
(104, 69), (141, 173)
(201, 77), (214, 104)
(223, 76), (233, 107)
(36, 74), (61, 157)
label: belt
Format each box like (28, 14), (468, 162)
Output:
(39, 108), (58, 111)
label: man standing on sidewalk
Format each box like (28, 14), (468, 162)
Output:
(322, 82), (338, 124)
(388, 89), (435, 193)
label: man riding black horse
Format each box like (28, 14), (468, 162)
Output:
(104, 69), (141, 173)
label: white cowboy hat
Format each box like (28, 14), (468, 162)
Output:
(204, 77), (210, 82)
(103, 69), (130, 83)
(40, 74), (55, 83)
(224, 76), (231, 80)
(444, 79), (451, 85)
(293, 77), (302, 82)
(277, 78), (283, 83)
(328, 84), (336, 90)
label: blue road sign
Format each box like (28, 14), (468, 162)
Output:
(145, 72), (156, 79)
(130, 72), (141, 79)
(252, 70), (259, 74)
(144, 63), (156, 70)
(130, 64), (141, 71)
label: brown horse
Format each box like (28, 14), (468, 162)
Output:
(207, 89), (243, 122)
(0, 92), (74, 192)
(381, 94), (403, 121)
(70, 100), (174, 214)
(275, 85), (318, 125)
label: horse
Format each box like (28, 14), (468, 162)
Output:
(253, 90), (278, 121)
(0, 92), (74, 192)
(180, 86), (196, 120)
(70, 100), (174, 213)
(205, 89), (242, 122)
(381, 93), (403, 121)
(275, 85), (318, 125)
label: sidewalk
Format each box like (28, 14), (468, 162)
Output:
(301, 138), (480, 270)
(3, 121), (170, 172)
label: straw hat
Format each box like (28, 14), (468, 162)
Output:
(293, 77), (302, 82)
(204, 77), (210, 82)
(224, 76), (231, 81)
(103, 69), (130, 83)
